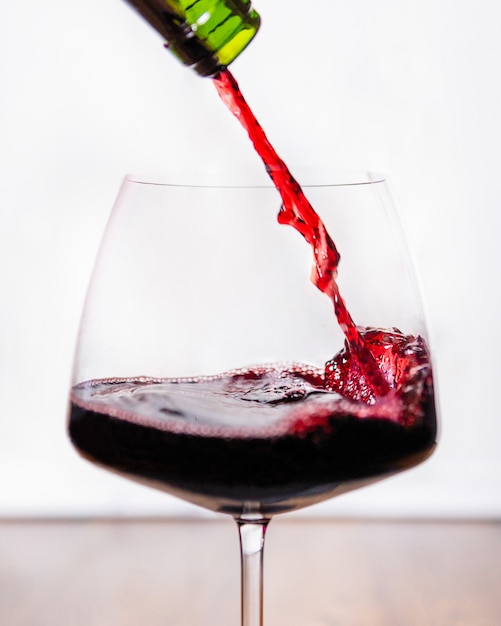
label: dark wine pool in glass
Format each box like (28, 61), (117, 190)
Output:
(69, 328), (437, 516)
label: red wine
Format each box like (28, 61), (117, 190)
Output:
(69, 329), (436, 515)
(69, 69), (437, 516)
(213, 69), (389, 397)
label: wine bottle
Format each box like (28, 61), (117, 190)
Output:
(123, 0), (260, 77)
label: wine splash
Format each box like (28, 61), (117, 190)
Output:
(213, 69), (389, 398)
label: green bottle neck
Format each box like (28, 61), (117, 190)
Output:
(124, 0), (260, 77)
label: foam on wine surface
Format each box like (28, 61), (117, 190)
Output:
(72, 329), (429, 437)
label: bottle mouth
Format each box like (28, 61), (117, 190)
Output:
(124, 0), (261, 77)
(126, 169), (386, 189)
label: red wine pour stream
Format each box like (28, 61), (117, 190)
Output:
(213, 69), (389, 397)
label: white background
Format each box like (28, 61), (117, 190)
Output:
(1, 0), (500, 518)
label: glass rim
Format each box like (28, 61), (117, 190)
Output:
(124, 169), (387, 189)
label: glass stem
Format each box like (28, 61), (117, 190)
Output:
(237, 518), (269, 626)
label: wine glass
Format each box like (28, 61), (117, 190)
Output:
(68, 169), (437, 626)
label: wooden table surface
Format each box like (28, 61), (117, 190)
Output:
(1, 518), (499, 625)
